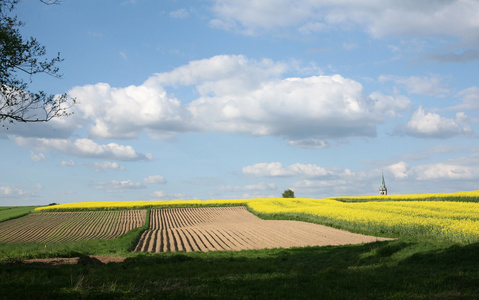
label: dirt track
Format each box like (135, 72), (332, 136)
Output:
(135, 206), (392, 253)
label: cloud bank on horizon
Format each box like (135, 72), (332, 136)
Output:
(2, 0), (479, 205)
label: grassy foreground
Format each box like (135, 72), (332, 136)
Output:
(1, 238), (478, 299)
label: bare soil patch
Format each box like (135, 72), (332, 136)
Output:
(10, 256), (126, 266)
(135, 206), (393, 253)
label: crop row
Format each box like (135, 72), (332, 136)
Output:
(0, 210), (146, 243)
(134, 207), (387, 252)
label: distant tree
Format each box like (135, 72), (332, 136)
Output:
(48, 202), (58, 206)
(282, 189), (295, 198)
(0, 0), (75, 125)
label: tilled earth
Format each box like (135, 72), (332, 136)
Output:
(134, 206), (393, 253)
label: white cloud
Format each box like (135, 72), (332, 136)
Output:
(0, 186), (33, 198)
(369, 92), (411, 117)
(30, 152), (46, 162)
(0, 111), (82, 139)
(151, 190), (187, 200)
(146, 54), (287, 92)
(210, 0), (313, 35)
(14, 137), (152, 161)
(96, 180), (145, 193)
(453, 87), (479, 110)
(67, 55), (408, 145)
(413, 163), (474, 180)
(60, 160), (77, 166)
(244, 182), (277, 191)
(383, 153), (479, 182)
(379, 74), (449, 97)
(386, 161), (410, 179)
(404, 106), (475, 138)
(209, 0), (479, 43)
(243, 162), (333, 178)
(94, 161), (125, 172)
(221, 182), (277, 192)
(143, 175), (166, 184)
(69, 82), (187, 140)
(187, 74), (383, 140)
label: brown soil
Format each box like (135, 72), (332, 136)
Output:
(0, 210), (146, 243)
(10, 256), (126, 266)
(135, 206), (393, 253)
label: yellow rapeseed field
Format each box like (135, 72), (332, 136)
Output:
(35, 190), (479, 243)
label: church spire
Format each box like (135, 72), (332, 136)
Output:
(379, 171), (387, 195)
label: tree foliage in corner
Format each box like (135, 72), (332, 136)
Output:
(0, 0), (74, 125)
(282, 189), (295, 198)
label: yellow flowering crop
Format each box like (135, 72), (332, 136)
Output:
(245, 198), (479, 243)
(34, 190), (479, 243)
(34, 199), (248, 211)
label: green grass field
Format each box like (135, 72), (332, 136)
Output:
(0, 206), (37, 222)
(1, 205), (479, 299)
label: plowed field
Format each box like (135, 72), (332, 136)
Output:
(135, 206), (392, 252)
(0, 210), (146, 243)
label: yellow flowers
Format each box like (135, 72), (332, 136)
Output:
(35, 190), (479, 243)
(34, 199), (248, 211)
(331, 190), (479, 202)
(246, 197), (479, 243)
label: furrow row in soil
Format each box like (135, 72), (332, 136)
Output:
(0, 210), (147, 243)
(136, 207), (393, 253)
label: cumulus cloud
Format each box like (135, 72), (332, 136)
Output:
(67, 55), (407, 146)
(209, 0), (479, 43)
(384, 155), (479, 181)
(413, 163), (474, 180)
(403, 106), (475, 138)
(0, 112), (82, 139)
(14, 137), (153, 161)
(146, 54), (287, 93)
(69, 83), (187, 140)
(386, 161), (410, 179)
(187, 74), (382, 140)
(243, 162), (337, 178)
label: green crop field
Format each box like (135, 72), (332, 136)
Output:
(0, 206), (37, 222)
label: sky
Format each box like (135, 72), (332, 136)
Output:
(2, 0), (479, 206)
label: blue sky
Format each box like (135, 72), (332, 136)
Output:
(2, 0), (479, 205)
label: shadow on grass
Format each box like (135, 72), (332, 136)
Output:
(1, 240), (478, 299)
